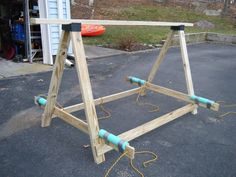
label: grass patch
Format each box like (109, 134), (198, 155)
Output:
(83, 26), (169, 45)
(82, 5), (236, 46)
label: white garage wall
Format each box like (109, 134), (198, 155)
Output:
(38, 0), (71, 65)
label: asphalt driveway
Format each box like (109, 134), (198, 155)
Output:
(0, 43), (236, 177)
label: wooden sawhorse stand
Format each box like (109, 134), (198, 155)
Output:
(33, 19), (220, 164)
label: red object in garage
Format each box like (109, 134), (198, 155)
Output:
(4, 46), (16, 60)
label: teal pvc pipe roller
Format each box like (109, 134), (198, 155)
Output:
(127, 76), (146, 86)
(190, 95), (215, 109)
(35, 96), (47, 107)
(99, 129), (129, 153)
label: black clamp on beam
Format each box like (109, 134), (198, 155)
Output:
(62, 23), (81, 32)
(170, 25), (185, 31)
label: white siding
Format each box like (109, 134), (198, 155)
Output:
(48, 0), (60, 55)
(39, 0), (71, 64)
(38, 0), (52, 64)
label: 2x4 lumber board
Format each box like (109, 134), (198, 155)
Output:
(148, 30), (175, 83)
(146, 82), (219, 111)
(63, 88), (141, 113)
(119, 104), (197, 141)
(179, 30), (197, 114)
(71, 31), (105, 164)
(97, 141), (135, 159)
(31, 18), (194, 27)
(41, 31), (70, 127)
(98, 104), (197, 155)
(125, 145), (135, 159)
(53, 107), (89, 134)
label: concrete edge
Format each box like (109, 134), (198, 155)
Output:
(206, 32), (236, 44)
(0, 69), (53, 81)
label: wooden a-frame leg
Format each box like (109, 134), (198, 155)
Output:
(147, 30), (175, 83)
(141, 30), (175, 95)
(179, 30), (197, 114)
(70, 31), (105, 164)
(42, 31), (71, 127)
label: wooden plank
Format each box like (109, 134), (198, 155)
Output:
(99, 104), (197, 155)
(147, 30), (175, 83)
(71, 31), (105, 164)
(146, 82), (219, 111)
(179, 30), (197, 114)
(63, 88), (140, 113)
(125, 145), (135, 159)
(125, 79), (219, 111)
(119, 104), (197, 141)
(53, 107), (88, 134)
(31, 18), (194, 27)
(41, 31), (70, 127)
(97, 141), (135, 159)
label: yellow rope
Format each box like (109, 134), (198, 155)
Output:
(136, 85), (160, 113)
(217, 101), (236, 108)
(97, 97), (112, 120)
(104, 152), (128, 177)
(216, 101), (236, 118)
(219, 112), (236, 118)
(130, 159), (145, 177)
(104, 150), (158, 177)
(77, 97), (112, 122)
(130, 151), (158, 177)
(135, 151), (158, 168)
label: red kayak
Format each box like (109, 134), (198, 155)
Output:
(81, 24), (105, 37)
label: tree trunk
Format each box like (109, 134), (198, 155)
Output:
(223, 0), (230, 15)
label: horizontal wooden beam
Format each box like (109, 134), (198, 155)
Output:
(31, 18), (194, 27)
(63, 88), (140, 113)
(53, 107), (89, 134)
(97, 141), (135, 159)
(99, 104), (197, 155)
(119, 104), (197, 141)
(125, 145), (135, 159)
(145, 83), (219, 111)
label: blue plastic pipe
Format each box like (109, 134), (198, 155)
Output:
(36, 96), (47, 106)
(128, 76), (146, 86)
(99, 129), (129, 152)
(190, 95), (215, 105)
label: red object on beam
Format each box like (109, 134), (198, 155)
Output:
(81, 24), (105, 37)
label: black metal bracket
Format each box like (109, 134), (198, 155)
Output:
(62, 23), (81, 32)
(170, 25), (185, 31)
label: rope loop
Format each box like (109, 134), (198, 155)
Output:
(216, 101), (236, 118)
(136, 84), (160, 113)
(104, 150), (158, 177)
